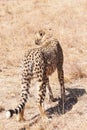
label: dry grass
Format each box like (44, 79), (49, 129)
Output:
(0, 0), (87, 80)
(0, 0), (87, 130)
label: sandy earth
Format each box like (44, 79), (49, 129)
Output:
(0, 0), (87, 130)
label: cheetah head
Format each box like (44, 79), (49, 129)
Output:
(35, 29), (52, 45)
(35, 30), (46, 45)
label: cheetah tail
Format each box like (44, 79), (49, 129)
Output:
(6, 101), (27, 119)
(6, 100), (27, 119)
(6, 88), (28, 119)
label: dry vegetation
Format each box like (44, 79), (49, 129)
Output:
(0, 0), (87, 130)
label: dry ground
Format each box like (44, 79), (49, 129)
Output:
(0, 0), (87, 130)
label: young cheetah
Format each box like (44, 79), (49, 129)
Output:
(6, 29), (65, 121)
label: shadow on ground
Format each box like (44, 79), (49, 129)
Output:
(19, 87), (86, 129)
(30, 87), (86, 121)
(47, 87), (86, 116)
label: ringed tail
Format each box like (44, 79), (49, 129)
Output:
(6, 81), (29, 119)
(6, 52), (33, 119)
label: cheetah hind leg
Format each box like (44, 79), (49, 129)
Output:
(16, 108), (25, 121)
(37, 82), (48, 120)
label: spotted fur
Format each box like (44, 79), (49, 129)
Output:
(6, 29), (65, 121)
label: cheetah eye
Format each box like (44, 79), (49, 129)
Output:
(39, 30), (45, 37)
(40, 32), (43, 36)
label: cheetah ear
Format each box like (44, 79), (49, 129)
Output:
(49, 28), (52, 31)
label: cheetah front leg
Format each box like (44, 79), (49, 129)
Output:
(46, 77), (56, 102)
(58, 68), (65, 114)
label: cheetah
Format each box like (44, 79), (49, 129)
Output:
(6, 29), (65, 121)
